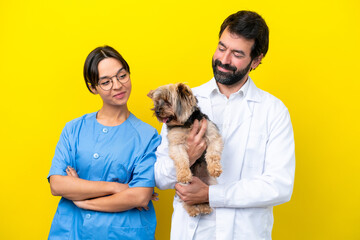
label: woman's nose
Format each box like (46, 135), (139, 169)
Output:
(112, 78), (123, 89)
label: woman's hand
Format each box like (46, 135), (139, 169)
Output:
(65, 166), (128, 195)
(151, 192), (159, 202)
(136, 192), (159, 211)
(187, 119), (208, 166)
(73, 200), (88, 209)
(66, 166), (79, 178)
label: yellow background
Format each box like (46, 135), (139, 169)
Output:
(1, 0), (359, 239)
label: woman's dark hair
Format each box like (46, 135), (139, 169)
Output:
(219, 11), (269, 60)
(83, 45), (130, 94)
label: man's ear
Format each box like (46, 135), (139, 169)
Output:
(251, 53), (264, 70)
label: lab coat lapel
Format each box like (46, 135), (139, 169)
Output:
(194, 78), (261, 183)
(219, 97), (253, 183)
(238, 79), (261, 180)
(199, 98), (213, 119)
(222, 79), (261, 182)
(234, 99), (254, 181)
(193, 80), (215, 119)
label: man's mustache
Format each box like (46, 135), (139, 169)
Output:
(214, 59), (237, 72)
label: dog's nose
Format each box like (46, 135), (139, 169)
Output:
(155, 110), (160, 115)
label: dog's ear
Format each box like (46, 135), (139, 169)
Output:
(177, 83), (191, 97)
(147, 90), (154, 99)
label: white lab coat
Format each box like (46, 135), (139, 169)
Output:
(155, 78), (295, 240)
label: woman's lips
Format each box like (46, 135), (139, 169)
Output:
(113, 92), (126, 99)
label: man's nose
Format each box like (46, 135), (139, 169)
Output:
(219, 51), (231, 65)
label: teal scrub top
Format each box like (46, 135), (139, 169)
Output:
(48, 112), (161, 240)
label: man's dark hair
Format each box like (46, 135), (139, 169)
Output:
(219, 11), (269, 60)
(83, 45), (130, 94)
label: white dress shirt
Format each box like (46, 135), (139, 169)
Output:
(194, 79), (250, 240)
(155, 77), (295, 240)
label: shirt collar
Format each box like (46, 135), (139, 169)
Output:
(209, 77), (250, 98)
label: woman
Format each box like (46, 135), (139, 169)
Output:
(48, 46), (161, 240)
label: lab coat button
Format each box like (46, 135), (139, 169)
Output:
(102, 128), (108, 133)
(93, 153), (99, 159)
(85, 214), (91, 219)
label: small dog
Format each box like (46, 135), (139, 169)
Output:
(148, 83), (223, 217)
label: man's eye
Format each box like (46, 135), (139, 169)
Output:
(218, 47), (225, 52)
(233, 52), (244, 58)
(118, 74), (127, 79)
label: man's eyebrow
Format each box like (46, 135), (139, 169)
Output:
(219, 41), (227, 48)
(218, 41), (246, 56)
(99, 67), (124, 80)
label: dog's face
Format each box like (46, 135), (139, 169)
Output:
(147, 83), (197, 126)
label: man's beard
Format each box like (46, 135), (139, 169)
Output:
(212, 58), (252, 86)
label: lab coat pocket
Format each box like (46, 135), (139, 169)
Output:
(243, 133), (267, 173)
(236, 207), (272, 238)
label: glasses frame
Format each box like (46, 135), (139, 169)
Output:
(97, 69), (130, 91)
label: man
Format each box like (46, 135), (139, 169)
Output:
(155, 10), (295, 239)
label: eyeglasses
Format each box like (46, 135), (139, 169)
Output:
(97, 69), (130, 91)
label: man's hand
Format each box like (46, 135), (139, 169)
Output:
(187, 119), (208, 166)
(175, 177), (209, 205)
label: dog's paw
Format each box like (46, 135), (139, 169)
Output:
(185, 205), (200, 217)
(208, 166), (222, 178)
(177, 169), (193, 184)
(207, 155), (222, 177)
(198, 204), (213, 215)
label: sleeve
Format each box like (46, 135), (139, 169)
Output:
(128, 129), (161, 188)
(47, 123), (73, 180)
(209, 108), (295, 208)
(154, 124), (178, 190)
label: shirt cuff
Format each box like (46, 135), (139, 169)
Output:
(209, 184), (225, 208)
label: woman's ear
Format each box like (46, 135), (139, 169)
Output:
(89, 84), (98, 94)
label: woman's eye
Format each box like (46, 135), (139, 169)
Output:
(101, 80), (110, 85)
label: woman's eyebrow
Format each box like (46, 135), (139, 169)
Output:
(99, 67), (124, 79)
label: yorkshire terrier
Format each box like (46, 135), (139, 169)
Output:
(148, 83), (223, 216)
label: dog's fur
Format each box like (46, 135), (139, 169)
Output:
(148, 83), (223, 217)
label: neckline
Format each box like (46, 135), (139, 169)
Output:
(94, 111), (132, 127)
